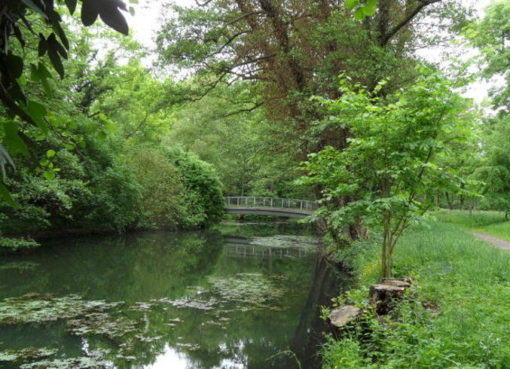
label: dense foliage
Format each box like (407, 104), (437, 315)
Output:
(2, 0), (510, 368)
(323, 217), (510, 369)
(0, 27), (224, 239)
(303, 70), (476, 277)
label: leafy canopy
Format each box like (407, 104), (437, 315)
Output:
(303, 68), (476, 277)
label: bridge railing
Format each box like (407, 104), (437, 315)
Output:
(224, 196), (318, 212)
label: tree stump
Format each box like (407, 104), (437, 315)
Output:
(328, 305), (361, 333)
(369, 278), (412, 315)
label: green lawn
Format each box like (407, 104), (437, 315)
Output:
(322, 219), (510, 369)
(434, 209), (510, 241)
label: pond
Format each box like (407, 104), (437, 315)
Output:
(0, 222), (347, 369)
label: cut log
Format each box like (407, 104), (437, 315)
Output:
(329, 305), (361, 329)
(370, 278), (413, 315)
(380, 278), (413, 288)
(370, 284), (405, 300)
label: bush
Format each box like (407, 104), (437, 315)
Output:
(85, 158), (143, 233)
(127, 147), (188, 229)
(166, 147), (224, 227)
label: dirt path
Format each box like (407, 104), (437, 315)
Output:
(470, 232), (510, 252)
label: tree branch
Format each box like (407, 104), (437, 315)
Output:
(221, 102), (263, 117)
(380, 0), (441, 46)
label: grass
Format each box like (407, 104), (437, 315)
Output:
(322, 218), (510, 369)
(434, 209), (510, 241)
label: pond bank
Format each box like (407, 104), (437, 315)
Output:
(322, 220), (510, 368)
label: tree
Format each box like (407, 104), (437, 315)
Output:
(0, 0), (131, 205)
(466, 1), (510, 215)
(0, 0), (131, 125)
(302, 69), (476, 277)
(467, 1), (510, 111)
(157, 0), (469, 129)
(156, 0), (472, 240)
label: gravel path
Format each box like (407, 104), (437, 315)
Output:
(470, 232), (510, 252)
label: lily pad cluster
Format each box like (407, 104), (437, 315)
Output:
(0, 294), (121, 325)
(0, 347), (57, 363)
(169, 273), (287, 311)
(209, 273), (286, 308)
(19, 356), (111, 369)
(67, 312), (137, 340)
(248, 235), (319, 249)
(0, 346), (111, 369)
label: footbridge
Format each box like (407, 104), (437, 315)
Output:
(224, 196), (318, 218)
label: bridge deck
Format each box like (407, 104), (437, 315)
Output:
(224, 196), (317, 218)
(225, 206), (313, 218)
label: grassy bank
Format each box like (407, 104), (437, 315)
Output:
(322, 219), (510, 368)
(435, 210), (510, 241)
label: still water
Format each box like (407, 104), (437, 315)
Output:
(0, 222), (344, 369)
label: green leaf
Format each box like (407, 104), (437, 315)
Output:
(344, 0), (359, 10)
(4, 122), (28, 156)
(41, 78), (53, 97)
(43, 171), (56, 180)
(362, 0), (377, 16)
(354, 7), (365, 20)
(47, 33), (68, 58)
(81, 0), (100, 26)
(27, 100), (47, 120)
(6, 81), (25, 103)
(30, 63), (53, 95)
(38, 63), (53, 80)
(48, 47), (65, 79)
(27, 100), (49, 132)
(99, 4), (129, 35)
(0, 182), (19, 208)
(65, 0), (78, 14)
(38, 34), (47, 57)
(39, 158), (49, 166)
(5, 54), (23, 79)
(46, 149), (56, 158)
(50, 20), (70, 50)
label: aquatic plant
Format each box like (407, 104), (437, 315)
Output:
(0, 294), (121, 325)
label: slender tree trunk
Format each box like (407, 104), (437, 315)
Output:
(445, 192), (453, 209)
(381, 214), (392, 278)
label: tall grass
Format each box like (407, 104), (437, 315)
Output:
(435, 209), (510, 241)
(323, 221), (510, 369)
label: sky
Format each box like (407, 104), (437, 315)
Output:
(125, 0), (499, 104)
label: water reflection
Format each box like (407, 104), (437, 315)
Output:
(0, 222), (347, 369)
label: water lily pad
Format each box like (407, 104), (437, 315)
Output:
(208, 273), (285, 308)
(249, 235), (319, 249)
(0, 347), (57, 363)
(19, 356), (110, 369)
(167, 273), (287, 312)
(67, 312), (137, 339)
(0, 294), (122, 325)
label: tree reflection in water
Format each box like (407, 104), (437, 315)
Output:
(0, 223), (350, 369)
